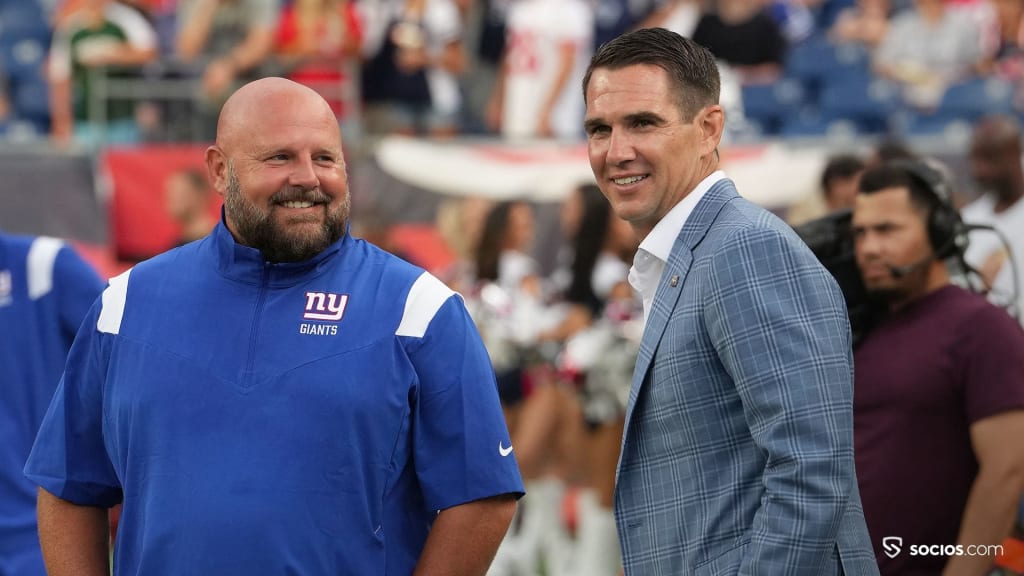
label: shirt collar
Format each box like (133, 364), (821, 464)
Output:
(209, 213), (349, 287)
(637, 170), (727, 264)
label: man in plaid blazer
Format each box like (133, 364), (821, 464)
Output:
(582, 28), (880, 575)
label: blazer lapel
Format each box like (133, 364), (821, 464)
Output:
(621, 180), (741, 436)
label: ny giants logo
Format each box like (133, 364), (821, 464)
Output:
(303, 292), (348, 321)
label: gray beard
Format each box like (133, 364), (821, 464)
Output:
(223, 165), (349, 263)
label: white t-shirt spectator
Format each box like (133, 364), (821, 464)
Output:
(502, 0), (593, 141)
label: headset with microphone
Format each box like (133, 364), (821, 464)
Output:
(793, 158), (1019, 343)
(884, 159), (969, 278)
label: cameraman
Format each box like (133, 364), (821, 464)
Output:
(850, 160), (1024, 576)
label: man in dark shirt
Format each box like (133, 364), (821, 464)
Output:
(851, 159), (1024, 575)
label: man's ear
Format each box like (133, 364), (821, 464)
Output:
(698, 104), (725, 157)
(205, 146), (228, 197)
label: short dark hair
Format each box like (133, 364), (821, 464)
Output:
(821, 154), (865, 192)
(582, 27), (720, 121)
(871, 138), (917, 165)
(858, 162), (942, 218)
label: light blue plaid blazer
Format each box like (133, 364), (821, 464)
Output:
(615, 180), (879, 576)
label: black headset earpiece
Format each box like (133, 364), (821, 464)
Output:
(890, 158), (965, 259)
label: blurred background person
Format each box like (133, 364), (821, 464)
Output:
(486, 0), (593, 140)
(873, 0), (987, 109)
(538, 183), (640, 576)
(963, 113), (1024, 323)
(977, 0), (1024, 82)
(690, 0), (788, 85)
(47, 0), (158, 146)
(469, 198), (577, 576)
(822, 152), (868, 212)
(361, 0), (467, 137)
(789, 152), (868, 225)
(469, 199), (546, 425)
(829, 0), (891, 49)
(274, 0), (363, 127)
(174, 0), (281, 132)
(163, 166), (217, 247)
(0, 231), (105, 576)
(866, 137), (919, 168)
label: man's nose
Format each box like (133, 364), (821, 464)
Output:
(290, 156), (320, 188)
(855, 230), (882, 258)
(607, 129), (636, 165)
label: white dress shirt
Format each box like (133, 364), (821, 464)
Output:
(628, 171), (727, 325)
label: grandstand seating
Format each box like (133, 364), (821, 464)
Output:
(0, 0), (52, 136)
(2, 1), (1024, 145)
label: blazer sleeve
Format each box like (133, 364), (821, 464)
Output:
(704, 224), (856, 574)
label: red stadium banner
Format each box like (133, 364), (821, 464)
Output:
(102, 145), (218, 262)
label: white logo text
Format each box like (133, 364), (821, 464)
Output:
(304, 292), (348, 321)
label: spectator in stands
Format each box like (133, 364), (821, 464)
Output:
(822, 153), (867, 212)
(275, 0), (361, 137)
(788, 152), (867, 225)
(964, 113), (1024, 322)
(690, 0), (788, 85)
(634, 0), (700, 38)
(486, 0), (594, 140)
(175, 0), (281, 106)
(829, 0), (890, 48)
(274, 0), (362, 123)
(47, 0), (159, 146)
(851, 159), (1024, 575)
(766, 0), (817, 43)
(164, 167), (217, 246)
(873, 0), (987, 108)
(361, 0), (467, 137)
(866, 136), (917, 167)
(980, 0), (1024, 89)
(0, 231), (105, 576)
(461, 0), (510, 134)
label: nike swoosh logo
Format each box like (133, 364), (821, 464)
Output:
(499, 442), (514, 457)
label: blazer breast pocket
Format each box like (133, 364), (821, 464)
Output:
(694, 540), (750, 576)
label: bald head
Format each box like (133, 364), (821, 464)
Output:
(972, 114), (1022, 153)
(970, 114), (1024, 206)
(216, 77), (338, 153)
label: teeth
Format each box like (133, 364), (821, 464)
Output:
(614, 175), (646, 185)
(282, 201), (314, 208)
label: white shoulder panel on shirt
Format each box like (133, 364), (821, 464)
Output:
(396, 272), (455, 338)
(27, 236), (64, 300)
(97, 268), (133, 335)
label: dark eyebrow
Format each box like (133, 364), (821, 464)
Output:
(583, 117), (606, 133)
(625, 111), (667, 125)
(584, 111), (668, 133)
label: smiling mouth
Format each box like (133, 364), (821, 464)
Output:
(279, 200), (317, 209)
(613, 175), (648, 185)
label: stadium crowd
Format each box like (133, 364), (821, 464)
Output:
(4, 0), (1024, 144)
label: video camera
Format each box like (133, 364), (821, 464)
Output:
(792, 208), (885, 347)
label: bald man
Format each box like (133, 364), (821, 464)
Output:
(24, 78), (522, 576)
(964, 114), (1024, 323)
